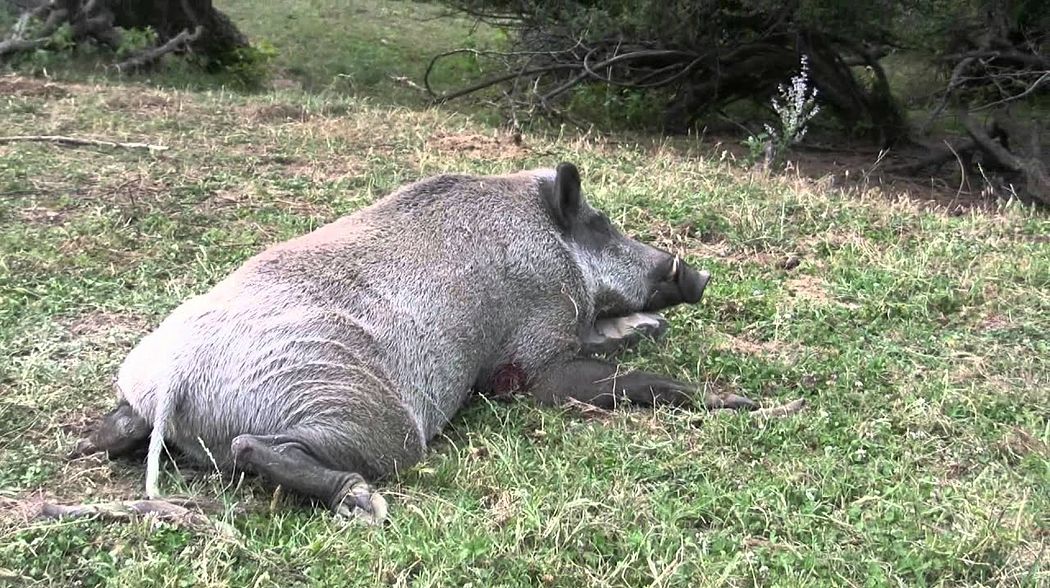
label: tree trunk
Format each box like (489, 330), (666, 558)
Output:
(106, 0), (247, 59)
(1, 0), (248, 64)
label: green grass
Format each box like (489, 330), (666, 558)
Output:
(218, 0), (504, 100)
(0, 0), (503, 105)
(1, 2), (1049, 587)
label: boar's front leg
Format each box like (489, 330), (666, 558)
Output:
(532, 359), (757, 411)
(230, 431), (388, 525)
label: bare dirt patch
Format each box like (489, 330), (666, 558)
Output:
(282, 158), (364, 184)
(194, 185), (336, 219)
(783, 275), (858, 309)
(713, 334), (819, 368)
(947, 353), (990, 384)
(702, 131), (1012, 214)
(977, 313), (1011, 331)
(18, 205), (69, 225)
(717, 333), (803, 361)
(426, 131), (531, 160)
(0, 75), (71, 99)
(61, 310), (152, 339)
(630, 213), (737, 261)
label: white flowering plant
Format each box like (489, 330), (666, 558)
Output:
(745, 54), (822, 169)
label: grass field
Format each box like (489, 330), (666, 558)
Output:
(1, 1), (1048, 587)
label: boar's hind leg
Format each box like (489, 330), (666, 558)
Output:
(69, 400), (150, 460)
(533, 359), (757, 411)
(230, 432), (387, 525)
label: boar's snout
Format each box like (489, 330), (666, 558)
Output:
(643, 255), (711, 312)
(677, 263), (710, 304)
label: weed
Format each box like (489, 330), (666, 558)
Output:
(745, 55), (822, 170)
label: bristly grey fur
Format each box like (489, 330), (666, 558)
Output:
(119, 167), (675, 498)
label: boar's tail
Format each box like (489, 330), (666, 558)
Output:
(144, 388), (175, 499)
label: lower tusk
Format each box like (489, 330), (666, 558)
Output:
(670, 255), (680, 279)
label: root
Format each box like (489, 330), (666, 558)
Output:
(890, 139), (977, 174)
(962, 113), (1049, 206)
(112, 26), (203, 73)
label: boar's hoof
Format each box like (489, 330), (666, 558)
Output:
(702, 392), (758, 411)
(334, 480), (388, 526)
(582, 312), (670, 357)
(593, 312), (668, 342)
(68, 437), (99, 459)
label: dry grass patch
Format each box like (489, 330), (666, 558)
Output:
(281, 157), (367, 184)
(0, 74), (71, 99)
(997, 427), (1049, 462)
(102, 91), (196, 117)
(247, 102), (315, 123)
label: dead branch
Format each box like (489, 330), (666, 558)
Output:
(941, 50), (1050, 70)
(0, 35), (49, 57)
(540, 48), (702, 103)
(425, 42), (705, 108)
(920, 55), (975, 135)
(971, 71), (1050, 112)
(943, 138), (968, 200)
(964, 116), (1025, 172)
(0, 134), (169, 151)
(112, 25), (202, 73)
(427, 61), (581, 104)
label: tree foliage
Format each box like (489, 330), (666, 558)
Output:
(432, 0), (1048, 202)
(430, 0), (912, 144)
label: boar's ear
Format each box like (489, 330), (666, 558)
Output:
(546, 162), (582, 228)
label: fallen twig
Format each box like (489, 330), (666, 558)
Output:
(750, 398), (806, 418)
(0, 135), (169, 152)
(389, 75), (427, 94)
(33, 497), (240, 537)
